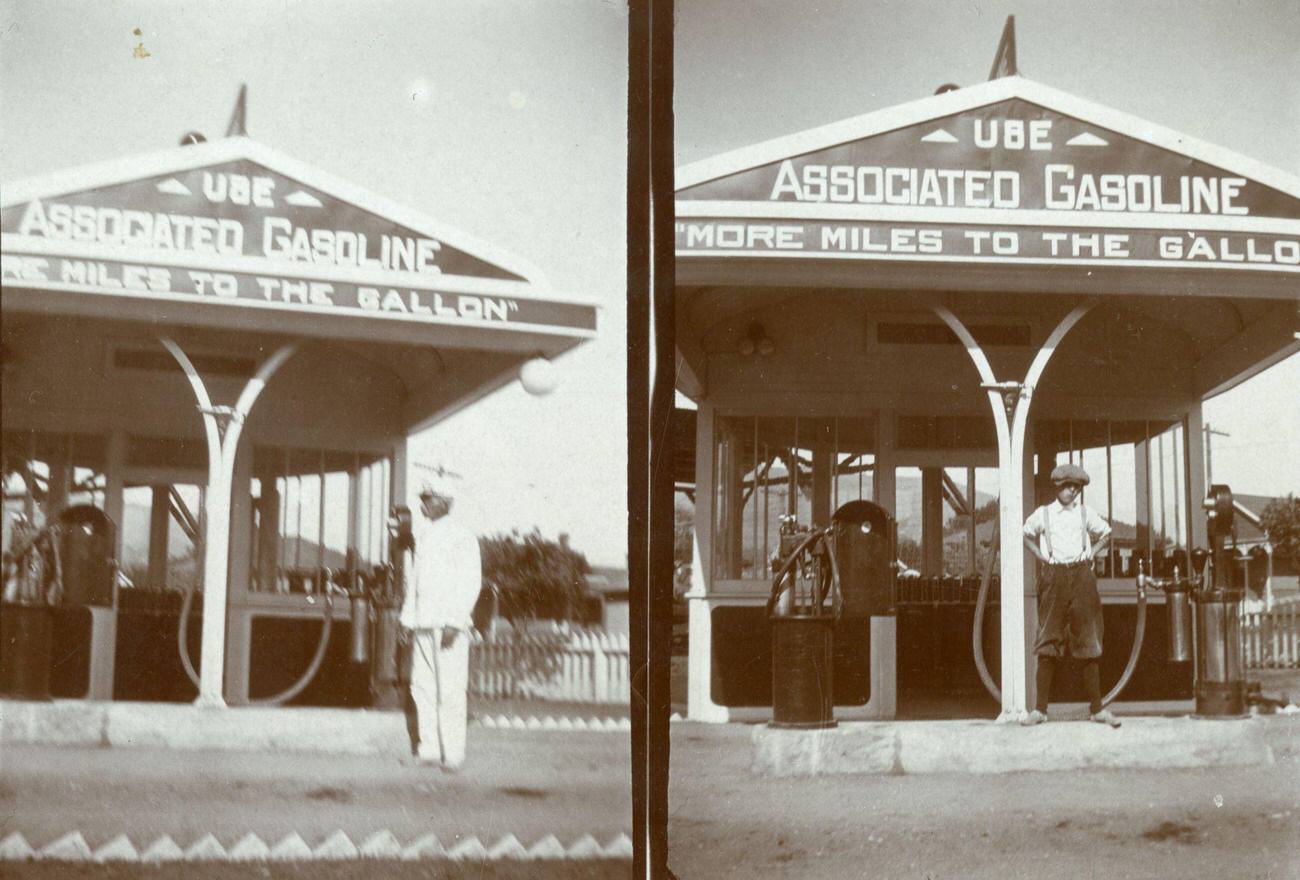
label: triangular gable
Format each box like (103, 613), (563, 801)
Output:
(676, 78), (1300, 277)
(1, 137), (545, 286)
(677, 77), (1300, 217)
(1, 138), (602, 338)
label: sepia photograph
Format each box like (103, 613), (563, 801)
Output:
(1, 1), (631, 877)
(669, 1), (1299, 877)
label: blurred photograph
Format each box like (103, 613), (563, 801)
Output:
(1, 2), (630, 876)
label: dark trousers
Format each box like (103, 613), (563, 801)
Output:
(1034, 562), (1104, 713)
(1033, 562), (1103, 660)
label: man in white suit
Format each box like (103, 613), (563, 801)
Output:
(399, 472), (483, 770)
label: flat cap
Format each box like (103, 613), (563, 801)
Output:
(1051, 463), (1090, 486)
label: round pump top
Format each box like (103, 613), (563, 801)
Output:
(831, 499), (891, 529)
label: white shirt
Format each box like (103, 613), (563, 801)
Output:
(399, 513), (483, 631)
(1023, 498), (1111, 564)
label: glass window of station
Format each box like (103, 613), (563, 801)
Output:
(249, 447), (392, 594)
(712, 416), (876, 581)
(1035, 418), (1189, 580)
(2, 431), (396, 598)
(708, 414), (1192, 586)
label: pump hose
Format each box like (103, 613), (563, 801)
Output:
(971, 516), (1001, 702)
(767, 528), (835, 616)
(178, 576), (336, 706)
(971, 510), (1147, 709)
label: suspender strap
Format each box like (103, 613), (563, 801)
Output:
(1043, 503), (1092, 562)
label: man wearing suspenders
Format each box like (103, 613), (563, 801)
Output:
(1021, 463), (1119, 727)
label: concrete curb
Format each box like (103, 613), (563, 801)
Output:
(0, 831), (633, 862)
(1, 700), (628, 755)
(752, 715), (1300, 776)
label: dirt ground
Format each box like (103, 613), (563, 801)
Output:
(667, 721), (1300, 879)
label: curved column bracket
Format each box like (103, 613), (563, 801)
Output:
(932, 302), (1094, 721)
(159, 338), (298, 708)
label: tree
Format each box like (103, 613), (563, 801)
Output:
(1260, 495), (1300, 560)
(479, 529), (592, 623)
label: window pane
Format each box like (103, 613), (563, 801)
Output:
(711, 415), (753, 579)
(713, 415), (875, 581)
(941, 467), (997, 576)
(1069, 419), (1111, 573)
(833, 417), (874, 510)
(1150, 419), (1187, 570)
(1109, 421), (1147, 577)
(250, 447), (391, 592)
(895, 466), (923, 573)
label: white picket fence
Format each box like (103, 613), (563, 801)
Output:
(468, 624), (630, 704)
(1243, 603), (1300, 668)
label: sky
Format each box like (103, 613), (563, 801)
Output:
(674, 0), (1300, 499)
(0, 1), (630, 566)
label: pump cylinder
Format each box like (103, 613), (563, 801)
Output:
(771, 615), (835, 729)
(370, 606), (405, 710)
(1165, 583), (1192, 663)
(350, 595), (371, 663)
(1193, 588), (1246, 717)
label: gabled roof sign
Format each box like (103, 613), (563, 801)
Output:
(1, 138), (598, 337)
(676, 77), (1300, 276)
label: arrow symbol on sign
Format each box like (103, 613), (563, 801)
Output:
(920, 128), (959, 144)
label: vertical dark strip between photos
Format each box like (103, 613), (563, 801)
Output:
(627, 0), (652, 875)
(649, 0), (676, 876)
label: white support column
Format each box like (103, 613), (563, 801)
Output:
(687, 403), (727, 722)
(161, 338), (296, 709)
(87, 429), (129, 701)
(1021, 424), (1040, 709)
(104, 431), (128, 563)
(934, 302), (1093, 722)
(866, 409), (897, 719)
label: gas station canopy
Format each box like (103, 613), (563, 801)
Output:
(2, 136), (598, 431)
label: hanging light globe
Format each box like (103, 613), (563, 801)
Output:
(520, 356), (559, 396)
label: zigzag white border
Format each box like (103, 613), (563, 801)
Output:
(0, 830), (633, 862)
(471, 714), (630, 731)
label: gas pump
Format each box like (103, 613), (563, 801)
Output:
(359, 504), (412, 710)
(766, 500), (896, 728)
(1, 505), (117, 700)
(1137, 484), (1290, 717)
(830, 500), (898, 618)
(1192, 485), (1248, 717)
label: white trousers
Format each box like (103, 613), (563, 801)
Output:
(409, 629), (470, 768)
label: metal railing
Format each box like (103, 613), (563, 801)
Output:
(468, 622), (630, 704)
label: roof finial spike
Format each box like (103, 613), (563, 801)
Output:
(988, 15), (1018, 80)
(225, 83), (248, 137)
